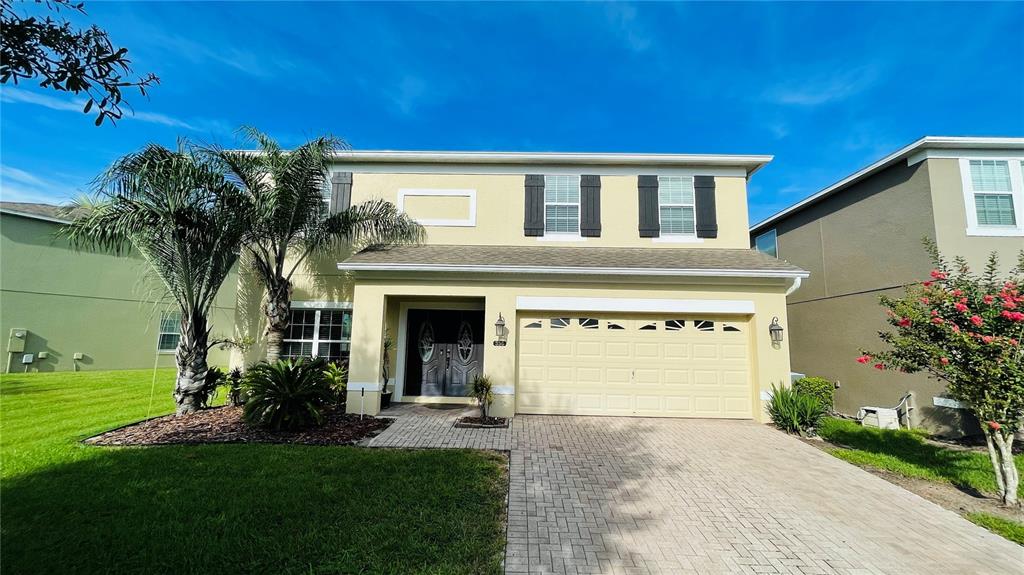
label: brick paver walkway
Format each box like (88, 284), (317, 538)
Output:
(370, 404), (1024, 574)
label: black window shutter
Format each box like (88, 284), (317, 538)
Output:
(524, 174), (545, 236)
(580, 175), (601, 237)
(694, 175), (718, 238)
(637, 175), (660, 238)
(330, 172), (353, 214)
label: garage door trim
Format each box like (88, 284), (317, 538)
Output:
(516, 296), (755, 314)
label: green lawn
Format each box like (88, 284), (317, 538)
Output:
(817, 417), (1024, 498)
(1, 369), (507, 574)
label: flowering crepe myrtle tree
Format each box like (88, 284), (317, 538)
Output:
(858, 240), (1024, 506)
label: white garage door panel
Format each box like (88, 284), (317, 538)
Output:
(517, 314), (753, 419)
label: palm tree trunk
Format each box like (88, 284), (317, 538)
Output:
(174, 312), (210, 415)
(264, 281), (291, 362)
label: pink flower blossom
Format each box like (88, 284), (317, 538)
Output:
(988, 421), (1002, 431)
(955, 303), (969, 313)
(940, 357), (950, 365)
(952, 289), (964, 297)
(922, 281), (933, 288)
(856, 355), (872, 364)
(984, 295), (995, 304)
(951, 324), (961, 333)
(1001, 310), (1024, 322)
(873, 363), (885, 370)
(932, 317), (945, 325)
(898, 317), (912, 327)
(982, 335), (994, 344)
(920, 297), (931, 305)
(970, 315), (984, 327)
(930, 270), (947, 280)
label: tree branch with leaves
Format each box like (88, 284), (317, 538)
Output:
(859, 239), (1024, 506)
(1, 0), (159, 125)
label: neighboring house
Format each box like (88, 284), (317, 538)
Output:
(233, 151), (808, 421)
(750, 136), (1024, 436)
(0, 202), (237, 372)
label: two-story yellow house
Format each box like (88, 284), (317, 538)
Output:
(233, 151), (808, 421)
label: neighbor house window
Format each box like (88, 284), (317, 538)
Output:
(961, 158), (1024, 236)
(657, 176), (696, 235)
(157, 311), (181, 352)
(755, 229), (778, 257)
(281, 307), (352, 364)
(544, 175), (580, 234)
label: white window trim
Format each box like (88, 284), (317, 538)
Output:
(959, 158), (1024, 237)
(157, 311), (180, 354)
(656, 175), (698, 241)
(396, 189), (476, 227)
(543, 174), (582, 237)
(754, 228), (778, 257)
(281, 303), (354, 361)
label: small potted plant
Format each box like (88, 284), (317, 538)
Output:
(456, 374), (508, 428)
(380, 329), (394, 409)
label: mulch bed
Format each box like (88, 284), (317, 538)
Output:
(454, 416), (508, 429)
(85, 405), (393, 446)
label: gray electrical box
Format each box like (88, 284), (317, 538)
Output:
(73, 352), (84, 360)
(8, 329), (27, 353)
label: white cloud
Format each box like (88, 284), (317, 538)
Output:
(604, 3), (653, 53)
(0, 164), (86, 204)
(0, 86), (210, 131)
(763, 65), (880, 107)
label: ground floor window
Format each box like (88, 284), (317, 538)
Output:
(157, 311), (181, 352)
(281, 306), (352, 364)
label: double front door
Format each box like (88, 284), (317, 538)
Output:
(404, 309), (484, 397)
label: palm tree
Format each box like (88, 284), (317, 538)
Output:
(61, 143), (247, 415)
(209, 128), (424, 362)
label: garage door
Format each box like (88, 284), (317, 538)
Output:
(517, 314), (752, 418)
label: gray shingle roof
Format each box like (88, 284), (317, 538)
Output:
(0, 202), (68, 222)
(341, 244), (808, 278)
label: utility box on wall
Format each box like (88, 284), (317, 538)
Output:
(8, 329), (28, 353)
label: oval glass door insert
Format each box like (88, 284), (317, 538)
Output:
(457, 321), (473, 363)
(418, 322), (435, 362)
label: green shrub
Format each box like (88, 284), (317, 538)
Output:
(767, 384), (828, 436)
(793, 376), (835, 410)
(242, 358), (333, 431)
(224, 367), (245, 406)
(199, 366), (225, 408)
(468, 374), (495, 419)
(323, 362), (348, 405)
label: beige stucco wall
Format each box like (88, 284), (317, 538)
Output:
(927, 157), (1024, 276)
(347, 172), (752, 250)
(1, 213), (237, 372)
(343, 275), (794, 421)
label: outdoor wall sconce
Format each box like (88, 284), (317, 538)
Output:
(769, 316), (785, 344)
(493, 313), (508, 346)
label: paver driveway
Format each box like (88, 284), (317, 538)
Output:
(370, 405), (1024, 574)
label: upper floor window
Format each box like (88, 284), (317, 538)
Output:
(544, 175), (580, 234)
(657, 176), (696, 236)
(961, 158), (1024, 236)
(754, 229), (778, 258)
(157, 311), (180, 352)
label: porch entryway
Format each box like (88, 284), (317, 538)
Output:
(403, 309), (484, 398)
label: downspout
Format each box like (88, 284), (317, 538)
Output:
(785, 276), (803, 297)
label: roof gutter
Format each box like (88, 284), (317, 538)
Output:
(337, 262), (809, 279)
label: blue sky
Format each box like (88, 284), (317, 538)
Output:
(2, 1), (1022, 224)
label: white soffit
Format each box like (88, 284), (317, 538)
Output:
(515, 296), (755, 315)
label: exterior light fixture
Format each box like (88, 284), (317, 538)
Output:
(494, 313), (508, 346)
(769, 317), (784, 344)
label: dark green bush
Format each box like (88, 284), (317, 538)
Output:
(242, 358), (333, 431)
(767, 384), (828, 436)
(793, 376), (835, 410)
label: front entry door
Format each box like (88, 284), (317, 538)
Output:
(404, 309), (484, 397)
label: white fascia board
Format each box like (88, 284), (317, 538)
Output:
(749, 136), (1024, 234)
(516, 296), (755, 314)
(329, 150), (773, 175)
(336, 262), (809, 279)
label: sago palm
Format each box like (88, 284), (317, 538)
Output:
(61, 143), (247, 415)
(209, 128), (424, 361)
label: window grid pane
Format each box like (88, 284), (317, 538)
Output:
(544, 175), (580, 203)
(970, 160), (1012, 192)
(545, 205), (580, 233)
(157, 311), (181, 351)
(283, 308), (352, 363)
(659, 206), (695, 235)
(975, 194), (1017, 226)
(158, 333), (180, 352)
(657, 176), (694, 204)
